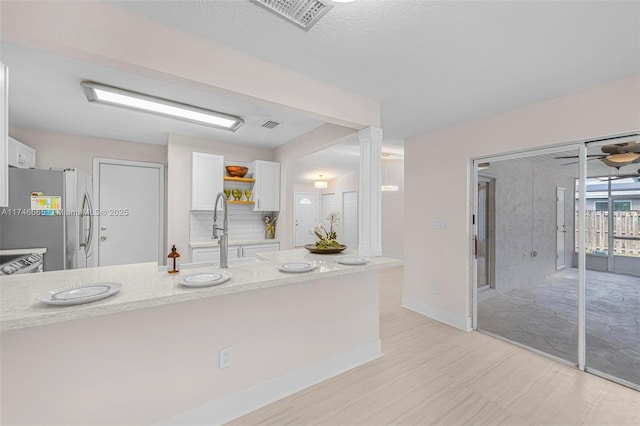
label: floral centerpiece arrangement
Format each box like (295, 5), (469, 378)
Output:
(308, 212), (345, 252)
(263, 213), (277, 239)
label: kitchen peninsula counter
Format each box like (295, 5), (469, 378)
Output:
(1, 248), (401, 332)
(1, 248), (401, 426)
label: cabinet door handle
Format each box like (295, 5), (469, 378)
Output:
(257, 199), (260, 209)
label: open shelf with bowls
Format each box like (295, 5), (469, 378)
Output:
(227, 200), (255, 205)
(224, 176), (255, 183)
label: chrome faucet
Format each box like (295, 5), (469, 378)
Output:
(212, 192), (229, 268)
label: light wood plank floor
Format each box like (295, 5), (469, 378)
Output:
(230, 266), (640, 425)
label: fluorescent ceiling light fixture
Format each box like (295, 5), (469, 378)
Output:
(381, 185), (399, 192)
(314, 175), (328, 189)
(80, 81), (244, 132)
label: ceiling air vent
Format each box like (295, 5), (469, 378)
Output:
(260, 119), (281, 129)
(250, 0), (333, 31)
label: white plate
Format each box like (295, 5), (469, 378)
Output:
(178, 271), (232, 287)
(278, 261), (316, 273)
(38, 282), (122, 306)
(335, 255), (370, 265)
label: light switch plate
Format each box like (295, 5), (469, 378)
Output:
(432, 218), (446, 230)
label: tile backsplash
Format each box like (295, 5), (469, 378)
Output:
(190, 206), (270, 241)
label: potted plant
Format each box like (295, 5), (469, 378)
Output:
(304, 212), (346, 253)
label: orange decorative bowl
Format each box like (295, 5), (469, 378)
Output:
(226, 166), (249, 177)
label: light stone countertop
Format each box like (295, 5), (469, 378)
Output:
(0, 248), (402, 332)
(189, 239), (280, 248)
(0, 248), (47, 256)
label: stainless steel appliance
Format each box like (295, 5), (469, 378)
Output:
(0, 248), (45, 275)
(0, 168), (95, 271)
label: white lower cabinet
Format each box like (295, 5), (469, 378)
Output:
(192, 242), (279, 263)
(241, 243), (280, 259)
(192, 245), (240, 263)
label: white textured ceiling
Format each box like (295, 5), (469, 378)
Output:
(1, 42), (323, 147)
(4, 0), (639, 181)
(113, 0), (640, 140)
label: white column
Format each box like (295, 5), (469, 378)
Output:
(358, 127), (383, 257)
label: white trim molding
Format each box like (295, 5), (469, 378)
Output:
(402, 296), (471, 332)
(158, 339), (383, 426)
(358, 126), (383, 257)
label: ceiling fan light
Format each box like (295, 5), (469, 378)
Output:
(606, 152), (640, 163)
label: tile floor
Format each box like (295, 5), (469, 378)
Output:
(232, 266), (640, 425)
(478, 267), (640, 386)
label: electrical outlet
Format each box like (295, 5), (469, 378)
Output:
(434, 283), (441, 294)
(219, 347), (232, 369)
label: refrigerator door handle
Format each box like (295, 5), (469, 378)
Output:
(85, 191), (94, 251)
(80, 191), (94, 250)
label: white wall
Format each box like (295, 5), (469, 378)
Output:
(8, 127), (167, 173)
(404, 74), (640, 331)
(381, 159), (404, 257)
(167, 133), (272, 262)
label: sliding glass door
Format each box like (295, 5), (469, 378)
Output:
(475, 147), (580, 365)
(474, 134), (640, 390)
(584, 143), (640, 387)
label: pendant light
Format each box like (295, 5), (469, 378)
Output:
(381, 158), (398, 192)
(314, 174), (328, 189)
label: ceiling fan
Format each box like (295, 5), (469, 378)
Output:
(556, 141), (640, 167)
(597, 169), (640, 181)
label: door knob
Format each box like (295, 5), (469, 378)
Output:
(100, 235), (107, 241)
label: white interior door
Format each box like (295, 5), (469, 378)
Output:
(556, 186), (566, 270)
(96, 160), (164, 266)
(294, 192), (318, 247)
(343, 191), (358, 249)
(321, 193), (336, 229)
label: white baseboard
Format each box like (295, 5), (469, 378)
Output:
(401, 296), (471, 331)
(158, 339), (383, 426)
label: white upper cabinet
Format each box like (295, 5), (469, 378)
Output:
(191, 152), (224, 210)
(0, 62), (7, 207)
(251, 160), (280, 211)
(8, 137), (36, 169)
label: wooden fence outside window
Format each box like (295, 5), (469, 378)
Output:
(575, 210), (640, 257)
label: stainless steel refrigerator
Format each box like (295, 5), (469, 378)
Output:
(0, 168), (95, 271)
